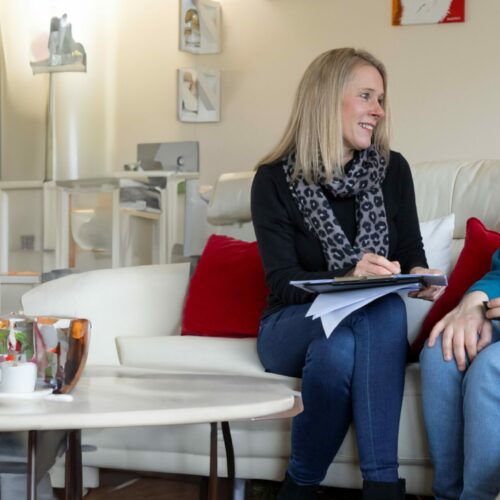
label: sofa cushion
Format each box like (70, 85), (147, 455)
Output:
(419, 213), (455, 275)
(410, 217), (500, 358)
(402, 214), (455, 345)
(116, 335), (273, 378)
(181, 235), (268, 337)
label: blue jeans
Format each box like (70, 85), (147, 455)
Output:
(420, 325), (500, 500)
(258, 293), (408, 485)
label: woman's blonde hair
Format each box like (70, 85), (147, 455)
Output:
(257, 48), (391, 183)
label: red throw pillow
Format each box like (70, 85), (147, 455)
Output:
(181, 235), (268, 338)
(410, 218), (500, 359)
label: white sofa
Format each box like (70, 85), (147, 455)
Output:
(21, 160), (500, 495)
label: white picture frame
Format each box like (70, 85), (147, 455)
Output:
(178, 68), (220, 123)
(179, 0), (221, 54)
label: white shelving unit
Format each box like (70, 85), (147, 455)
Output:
(0, 180), (44, 273)
(54, 171), (199, 269)
(0, 172), (198, 311)
(0, 181), (44, 313)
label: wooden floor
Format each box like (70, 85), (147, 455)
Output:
(54, 469), (432, 499)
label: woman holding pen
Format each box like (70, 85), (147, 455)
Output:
(250, 48), (443, 499)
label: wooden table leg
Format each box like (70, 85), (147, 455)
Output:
(27, 430), (37, 500)
(221, 421), (235, 497)
(208, 422), (218, 500)
(65, 430), (82, 500)
(205, 422), (236, 500)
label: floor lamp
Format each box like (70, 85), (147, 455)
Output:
(29, 13), (87, 271)
(30, 13), (87, 182)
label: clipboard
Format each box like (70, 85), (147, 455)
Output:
(290, 273), (447, 294)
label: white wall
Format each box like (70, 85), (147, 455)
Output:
(0, 0), (48, 181)
(191, 0), (500, 183)
(2, 1), (500, 185)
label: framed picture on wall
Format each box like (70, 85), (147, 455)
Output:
(179, 0), (221, 54)
(177, 68), (220, 123)
(392, 0), (465, 25)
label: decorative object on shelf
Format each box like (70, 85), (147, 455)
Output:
(178, 68), (220, 122)
(137, 141), (200, 173)
(392, 0), (465, 25)
(70, 201), (113, 253)
(120, 185), (162, 213)
(180, 0), (221, 54)
(30, 13), (86, 74)
(20, 235), (36, 251)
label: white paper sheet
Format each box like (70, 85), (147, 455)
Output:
(306, 283), (420, 338)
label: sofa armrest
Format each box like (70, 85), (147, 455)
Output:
(22, 263), (191, 366)
(116, 335), (268, 376)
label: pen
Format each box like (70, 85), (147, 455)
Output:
(360, 248), (401, 275)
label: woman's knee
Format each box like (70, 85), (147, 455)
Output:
(420, 336), (462, 383)
(256, 304), (324, 377)
(363, 293), (407, 345)
(305, 329), (355, 381)
(465, 342), (500, 389)
(420, 337), (440, 366)
(420, 337), (445, 370)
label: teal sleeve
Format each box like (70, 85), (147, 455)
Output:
(467, 249), (500, 299)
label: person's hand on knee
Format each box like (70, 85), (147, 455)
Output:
(427, 290), (493, 371)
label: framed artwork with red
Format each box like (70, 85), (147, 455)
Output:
(392, 0), (465, 26)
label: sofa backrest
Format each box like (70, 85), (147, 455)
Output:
(411, 160), (500, 266)
(207, 172), (256, 241)
(207, 160), (500, 268)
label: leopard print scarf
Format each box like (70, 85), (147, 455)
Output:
(283, 145), (389, 271)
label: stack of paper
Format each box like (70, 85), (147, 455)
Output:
(290, 274), (448, 338)
(306, 283), (420, 338)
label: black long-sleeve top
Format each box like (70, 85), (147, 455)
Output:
(251, 151), (428, 318)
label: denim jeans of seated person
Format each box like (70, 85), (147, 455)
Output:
(420, 325), (500, 500)
(257, 293), (408, 486)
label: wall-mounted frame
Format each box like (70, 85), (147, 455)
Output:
(179, 0), (221, 54)
(178, 68), (220, 123)
(392, 0), (465, 25)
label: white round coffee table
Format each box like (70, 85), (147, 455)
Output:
(0, 366), (301, 500)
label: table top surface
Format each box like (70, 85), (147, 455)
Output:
(0, 272), (41, 284)
(0, 366), (299, 432)
(55, 171), (199, 189)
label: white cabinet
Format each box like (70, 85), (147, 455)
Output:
(0, 172), (197, 311)
(0, 181), (44, 313)
(53, 171), (198, 270)
(0, 181), (45, 273)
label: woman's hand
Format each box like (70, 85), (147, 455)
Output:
(407, 266), (445, 301)
(427, 291), (492, 371)
(348, 252), (401, 277)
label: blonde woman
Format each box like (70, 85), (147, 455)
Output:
(251, 48), (442, 500)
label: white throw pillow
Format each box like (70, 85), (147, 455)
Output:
(419, 213), (455, 275)
(402, 213), (455, 345)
